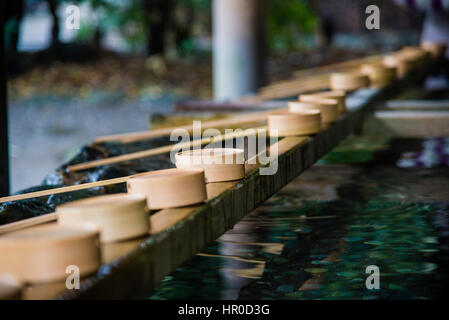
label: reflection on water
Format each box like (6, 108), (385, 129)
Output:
(147, 136), (449, 300)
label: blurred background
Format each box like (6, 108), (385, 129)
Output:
(4, 0), (424, 192)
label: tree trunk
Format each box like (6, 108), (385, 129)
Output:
(0, 2), (10, 196)
(4, 0), (24, 54)
(47, 0), (60, 46)
(144, 0), (173, 56)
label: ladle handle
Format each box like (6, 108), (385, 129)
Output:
(0, 213), (57, 235)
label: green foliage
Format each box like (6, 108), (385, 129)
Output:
(267, 0), (318, 53)
(104, 0), (148, 52)
(319, 135), (390, 164)
(75, 21), (97, 43)
(80, 0), (148, 52)
(175, 0), (212, 56)
(4, 18), (20, 51)
(177, 0), (210, 9)
(78, 0), (317, 54)
(5, 0), (318, 55)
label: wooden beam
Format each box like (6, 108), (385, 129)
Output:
(0, 7), (9, 197)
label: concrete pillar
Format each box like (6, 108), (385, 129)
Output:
(0, 6), (10, 196)
(213, 0), (266, 101)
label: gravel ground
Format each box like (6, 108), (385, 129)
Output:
(8, 94), (178, 193)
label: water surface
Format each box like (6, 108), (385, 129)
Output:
(147, 135), (449, 300)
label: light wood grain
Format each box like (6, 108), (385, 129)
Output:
(0, 213), (57, 235)
(0, 177), (129, 204)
